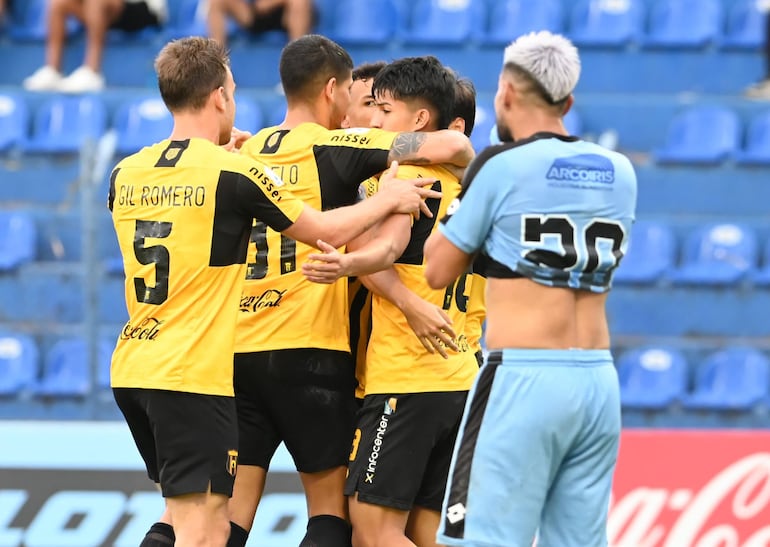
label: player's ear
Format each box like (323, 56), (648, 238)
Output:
(213, 86), (226, 112)
(324, 77), (336, 102)
(414, 108), (430, 131)
(561, 95), (574, 117)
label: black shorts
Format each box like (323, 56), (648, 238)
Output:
(113, 388), (238, 498)
(112, 1), (160, 32)
(345, 391), (468, 512)
(234, 348), (358, 473)
(249, 5), (285, 34)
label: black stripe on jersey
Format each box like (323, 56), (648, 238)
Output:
(154, 140), (190, 167)
(107, 167), (120, 212)
(442, 356), (499, 540)
(395, 180), (442, 265)
(473, 252), (523, 279)
(259, 129), (291, 154)
(210, 170), (294, 267)
(441, 132), (581, 225)
(313, 145), (390, 210)
(348, 279), (372, 368)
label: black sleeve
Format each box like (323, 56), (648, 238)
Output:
(312, 144), (390, 210)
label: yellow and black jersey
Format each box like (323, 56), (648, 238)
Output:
(362, 164), (478, 396)
(464, 272), (487, 354)
(236, 123), (397, 353)
(108, 138), (304, 396)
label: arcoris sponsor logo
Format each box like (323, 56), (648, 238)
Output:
(547, 154), (615, 184)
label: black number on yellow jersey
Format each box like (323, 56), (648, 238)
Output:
(132, 219), (172, 305)
(245, 222), (297, 280)
(442, 273), (468, 313)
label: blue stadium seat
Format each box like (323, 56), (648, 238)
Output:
(614, 219), (676, 285)
(163, 0), (207, 39)
(0, 93), (29, 153)
(653, 106), (740, 165)
(481, 0), (563, 46)
(617, 346), (688, 409)
(568, 0), (644, 48)
(670, 222), (758, 286)
(0, 211), (37, 271)
(113, 97), (173, 155)
(735, 110), (770, 166)
(326, 0), (397, 45)
(471, 103), (495, 152)
(643, 0), (722, 49)
(234, 95), (264, 134)
(683, 347), (770, 411)
(8, 0), (81, 41)
(33, 337), (113, 397)
(722, 0), (767, 50)
(25, 95), (108, 154)
(401, 0), (486, 46)
(0, 333), (39, 396)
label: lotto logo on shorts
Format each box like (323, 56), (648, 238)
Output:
(446, 503), (467, 524)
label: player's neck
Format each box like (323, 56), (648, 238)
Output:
(168, 114), (220, 145)
(511, 114), (567, 142)
(282, 100), (332, 130)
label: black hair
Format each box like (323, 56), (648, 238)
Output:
(279, 34), (353, 102)
(371, 56), (456, 130)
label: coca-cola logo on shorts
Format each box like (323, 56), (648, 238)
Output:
(609, 430), (770, 547)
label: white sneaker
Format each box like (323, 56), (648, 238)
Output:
(23, 66), (64, 92)
(58, 66), (105, 94)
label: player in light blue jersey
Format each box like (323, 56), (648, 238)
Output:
(424, 31), (637, 547)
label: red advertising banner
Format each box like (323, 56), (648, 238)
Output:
(609, 430), (770, 547)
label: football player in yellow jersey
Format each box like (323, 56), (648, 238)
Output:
(228, 36), (475, 547)
(108, 37), (442, 547)
(336, 56), (479, 547)
(342, 61), (386, 130)
(448, 75), (488, 366)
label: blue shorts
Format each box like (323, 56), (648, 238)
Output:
(437, 349), (621, 547)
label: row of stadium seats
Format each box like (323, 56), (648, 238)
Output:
(0, 211), (768, 289)
(3, 0), (767, 51)
(0, 334), (112, 398)
(2, 330), (768, 419)
(616, 220), (769, 287)
(9, 91), (770, 165)
(618, 345), (770, 412)
(0, 94), (275, 155)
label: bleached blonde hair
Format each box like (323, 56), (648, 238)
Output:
(503, 31), (580, 103)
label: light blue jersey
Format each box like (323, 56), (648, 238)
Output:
(439, 132), (637, 291)
(436, 133), (637, 547)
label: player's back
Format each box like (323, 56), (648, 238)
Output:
(364, 164), (478, 396)
(109, 138), (300, 396)
(236, 123), (397, 354)
(449, 134), (637, 350)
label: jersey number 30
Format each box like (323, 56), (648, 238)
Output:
(523, 215), (625, 272)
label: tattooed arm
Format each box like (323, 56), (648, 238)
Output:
(388, 130), (474, 168)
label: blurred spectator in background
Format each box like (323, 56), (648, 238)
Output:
(23, 0), (167, 93)
(745, 2), (770, 99)
(207, 0), (314, 47)
(341, 60), (386, 129)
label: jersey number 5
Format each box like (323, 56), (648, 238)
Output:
(132, 220), (172, 305)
